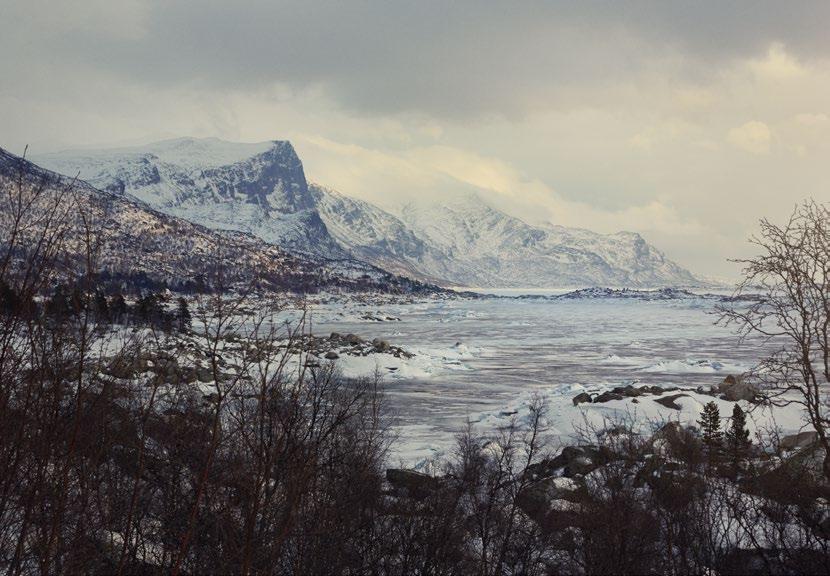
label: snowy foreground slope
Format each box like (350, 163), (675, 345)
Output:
(0, 147), (438, 295)
(38, 137), (702, 288)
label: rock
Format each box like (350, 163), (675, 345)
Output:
(719, 375), (757, 402)
(329, 332), (341, 341)
(345, 333), (363, 345)
(652, 421), (683, 442)
(718, 374), (740, 391)
(780, 431), (818, 451)
(652, 394), (690, 410)
(572, 392), (592, 406)
(593, 392), (624, 403)
(102, 356), (147, 379)
(807, 498), (830, 539)
(372, 338), (391, 352)
(532, 445), (613, 478)
(517, 476), (582, 521)
(611, 385), (642, 397)
(195, 366), (214, 383)
(386, 469), (440, 499)
(324, 351), (340, 360)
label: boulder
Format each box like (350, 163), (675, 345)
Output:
(324, 351), (340, 360)
(517, 476), (582, 521)
(593, 392), (624, 403)
(611, 385), (643, 397)
(651, 421), (684, 443)
(386, 469), (441, 499)
(345, 333), (363, 345)
(719, 375), (757, 401)
(652, 394), (690, 410)
(102, 356), (147, 379)
(572, 392), (592, 406)
(329, 332), (341, 341)
(372, 338), (391, 352)
(195, 366), (214, 383)
(543, 445), (613, 478)
(718, 374), (740, 390)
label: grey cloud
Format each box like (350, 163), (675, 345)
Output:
(3, 0), (829, 120)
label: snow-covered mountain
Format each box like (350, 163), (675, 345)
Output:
(1, 147), (435, 295)
(310, 184), (457, 284)
(397, 195), (699, 288)
(313, 185), (699, 288)
(37, 137), (701, 288)
(37, 138), (342, 257)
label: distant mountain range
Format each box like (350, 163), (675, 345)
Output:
(36, 137), (703, 288)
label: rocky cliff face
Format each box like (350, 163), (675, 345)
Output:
(37, 138), (341, 257)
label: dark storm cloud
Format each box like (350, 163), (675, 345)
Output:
(4, 0), (829, 119)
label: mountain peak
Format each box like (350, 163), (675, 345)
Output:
(35, 137), (341, 257)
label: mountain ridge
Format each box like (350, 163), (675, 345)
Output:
(36, 137), (704, 289)
(1, 147), (438, 295)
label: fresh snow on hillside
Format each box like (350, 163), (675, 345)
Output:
(37, 138), (342, 257)
(397, 194), (699, 288)
(38, 137), (703, 288)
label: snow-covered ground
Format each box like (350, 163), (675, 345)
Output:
(301, 292), (810, 466)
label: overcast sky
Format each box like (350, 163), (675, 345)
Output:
(2, 1), (829, 279)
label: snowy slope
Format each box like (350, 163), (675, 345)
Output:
(398, 194), (699, 288)
(313, 185), (700, 288)
(36, 138), (342, 257)
(310, 184), (457, 284)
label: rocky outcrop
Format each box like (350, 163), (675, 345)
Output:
(717, 375), (757, 402)
(517, 476), (582, 522)
(526, 445), (613, 479)
(572, 392), (592, 406)
(386, 469), (442, 499)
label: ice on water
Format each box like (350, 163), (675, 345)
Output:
(308, 293), (807, 466)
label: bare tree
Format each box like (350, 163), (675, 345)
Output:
(719, 200), (830, 479)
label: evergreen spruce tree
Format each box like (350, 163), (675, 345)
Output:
(725, 404), (752, 475)
(0, 280), (21, 315)
(94, 291), (111, 323)
(698, 401), (722, 453)
(110, 294), (128, 324)
(176, 297), (191, 332)
(46, 284), (72, 318)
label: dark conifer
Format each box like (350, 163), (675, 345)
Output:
(698, 401), (722, 452)
(177, 297), (191, 332)
(725, 403), (752, 475)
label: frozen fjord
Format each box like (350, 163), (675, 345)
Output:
(303, 291), (804, 466)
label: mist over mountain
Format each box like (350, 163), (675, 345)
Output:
(37, 137), (703, 288)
